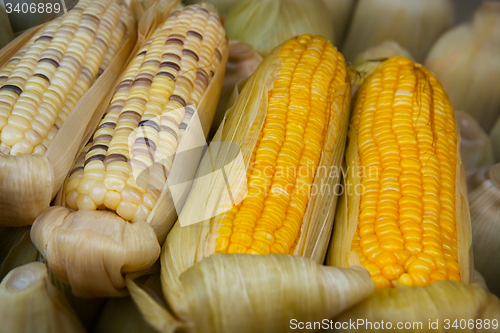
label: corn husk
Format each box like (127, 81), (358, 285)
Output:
(455, 110), (495, 171)
(31, 207), (161, 297)
(0, 227), (39, 281)
(343, 0), (453, 62)
(49, 272), (106, 331)
(225, 0), (334, 56)
(129, 0), (157, 20)
(0, 227), (104, 330)
(127, 263), (187, 333)
(489, 113), (500, 162)
(0, 4), (137, 227)
(425, 1), (500, 133)
(95, 297), (159, 333)
(323, 0), (356, 45)
(0, 262), (85, 333)
(31, 0), (229, 298)
(466, 164), (500, 296)
(352, 41), (413, 78)
(182, 0), (239, 15)
(160, 37), (351, 321)
(333, 281), (500, 333)
(474, 270), (489, 292)
(210, 41), (262, 138)
(129, 254), (374, 333)
(0, 2), (14, 49)
(327, 60), (473, 286)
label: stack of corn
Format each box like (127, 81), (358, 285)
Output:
(31, 1), (229, 297)
(0, 0), (134, 226)
(122, 49), (500, 333)
(125, 33), (358, 328)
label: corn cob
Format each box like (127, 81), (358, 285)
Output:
(160, 33), (351, 320)
(64, 4), (226, 223)
(0, 0), (134, 227)
(0, 0), (132, 155)
(31, 2), (228, 297)
(328, 56), (472, 289)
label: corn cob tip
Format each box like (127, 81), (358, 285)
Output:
(31, 206), (160, 297)
(0, 262), (85, 333)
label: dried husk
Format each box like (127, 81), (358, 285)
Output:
(474, 270), (489, 292)
(161, 38), (351, 321)
(129, 0), (158, 21)
(323, 0), (356, 45)
(31, 207), (160, 297)
(343, 0), (453, 62)
(0, 4), (137, 227)
(333, 281), (500, 333)
(0, 262), (85, 333)
(126, 263), (187, 333)
(0, 226), (38, 280)
(455, 110), (495, 171)
(327, 71), (473, 285)
(49, 272), (107, 330)
(31, 0), (229, 297)
(0, 155), (53, 226)
(0, 226), (103, 330)
(94, 297), (159, 333)
(182, 0), (239, 15)
(210, 40), (262, 138)
(466, 164), (500, 296)
(425, 1), (500, 133)
(128, 254), (374, 333)
(225, 0), (334, 56)
(352, 41), (413, 79)
(182, 254), (373, 333)
(0, 3), (14, 49)
(489, 114), (500, 162)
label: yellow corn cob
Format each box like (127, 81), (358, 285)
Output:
(0, 0), (132, 155)
(328, 56), (472, 289)
(64, 4), (226, 223)
(160, 33), (351, 321)
(215, 35), (344, 255)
